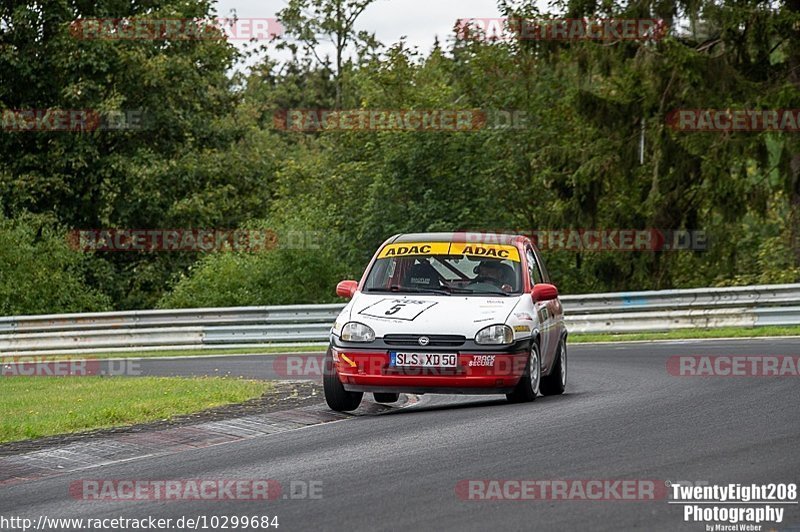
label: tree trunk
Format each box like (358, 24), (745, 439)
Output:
(791, 155), (800, 266)
(335, 0), (343, 109)
(786, 0), (800, 265)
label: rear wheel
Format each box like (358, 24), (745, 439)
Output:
(506, 342), (540, 403)
(323, 348), (363, 412)
(540, 338), (567, 396)
(373, 392), (400, 403)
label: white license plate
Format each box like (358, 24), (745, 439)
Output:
(390, 352), (458, 368)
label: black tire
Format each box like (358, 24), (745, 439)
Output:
(323, 348), (363, 412)
(540, 338), (567, 396)
(373, 392), (400, 403)
(506, 342), (540, 403)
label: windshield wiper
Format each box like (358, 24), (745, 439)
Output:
(446, 287), (477, 294)
(479, 289), (514, 296)
(450, 287), (514, 296)
(366, 286), (452, 296)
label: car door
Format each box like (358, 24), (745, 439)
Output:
(525, 247), (559, 371)
(535, 246), (564, 368)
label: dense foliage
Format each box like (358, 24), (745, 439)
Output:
(1, 0), (799, 312)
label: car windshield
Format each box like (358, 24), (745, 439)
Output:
(363, 242), (523, 296)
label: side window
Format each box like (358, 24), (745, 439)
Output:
(534, 248), (551, 283)
(526, 248), (544, 286)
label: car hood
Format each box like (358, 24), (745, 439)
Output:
(340, 292), (522, 338)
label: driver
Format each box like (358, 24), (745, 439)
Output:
(475, 260), (506, 285)
(473, 260), (517, 292)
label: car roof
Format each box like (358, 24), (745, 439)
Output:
(389, 232), (526, 246)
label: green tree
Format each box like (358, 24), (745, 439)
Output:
(0, 0), (285, 309)
(0, 213), (110, 315)
(276, 0), (380, 107)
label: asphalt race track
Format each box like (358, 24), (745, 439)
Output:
(1, 338), (798, 531)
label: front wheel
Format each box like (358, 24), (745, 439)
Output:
(540, 338), (567, 396)
(323, 348), (363, 412)
(506, 342), (540, 403)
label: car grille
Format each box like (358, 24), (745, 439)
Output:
(383, 334), (466, 347)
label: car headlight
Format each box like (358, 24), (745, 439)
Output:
(475, 324), (514, 345)
(340, 322), (376, 343)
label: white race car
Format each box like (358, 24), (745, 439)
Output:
(323, 232), (567, 412)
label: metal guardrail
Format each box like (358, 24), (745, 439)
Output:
(1, 284), (798, 355)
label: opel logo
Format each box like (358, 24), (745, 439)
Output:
(418, 336), (430, 346)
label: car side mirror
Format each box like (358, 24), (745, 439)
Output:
(336, 280), (358, 299)
(532, 283), (559, 302)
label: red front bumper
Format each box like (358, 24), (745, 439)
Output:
(331, 348), (528, 394)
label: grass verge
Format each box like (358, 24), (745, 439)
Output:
(0, 376), (269, 443)
(570, 325), (800, 343)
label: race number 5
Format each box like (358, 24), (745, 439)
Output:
(385, 303), (406, 315)
(359, 298), (438, 321)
